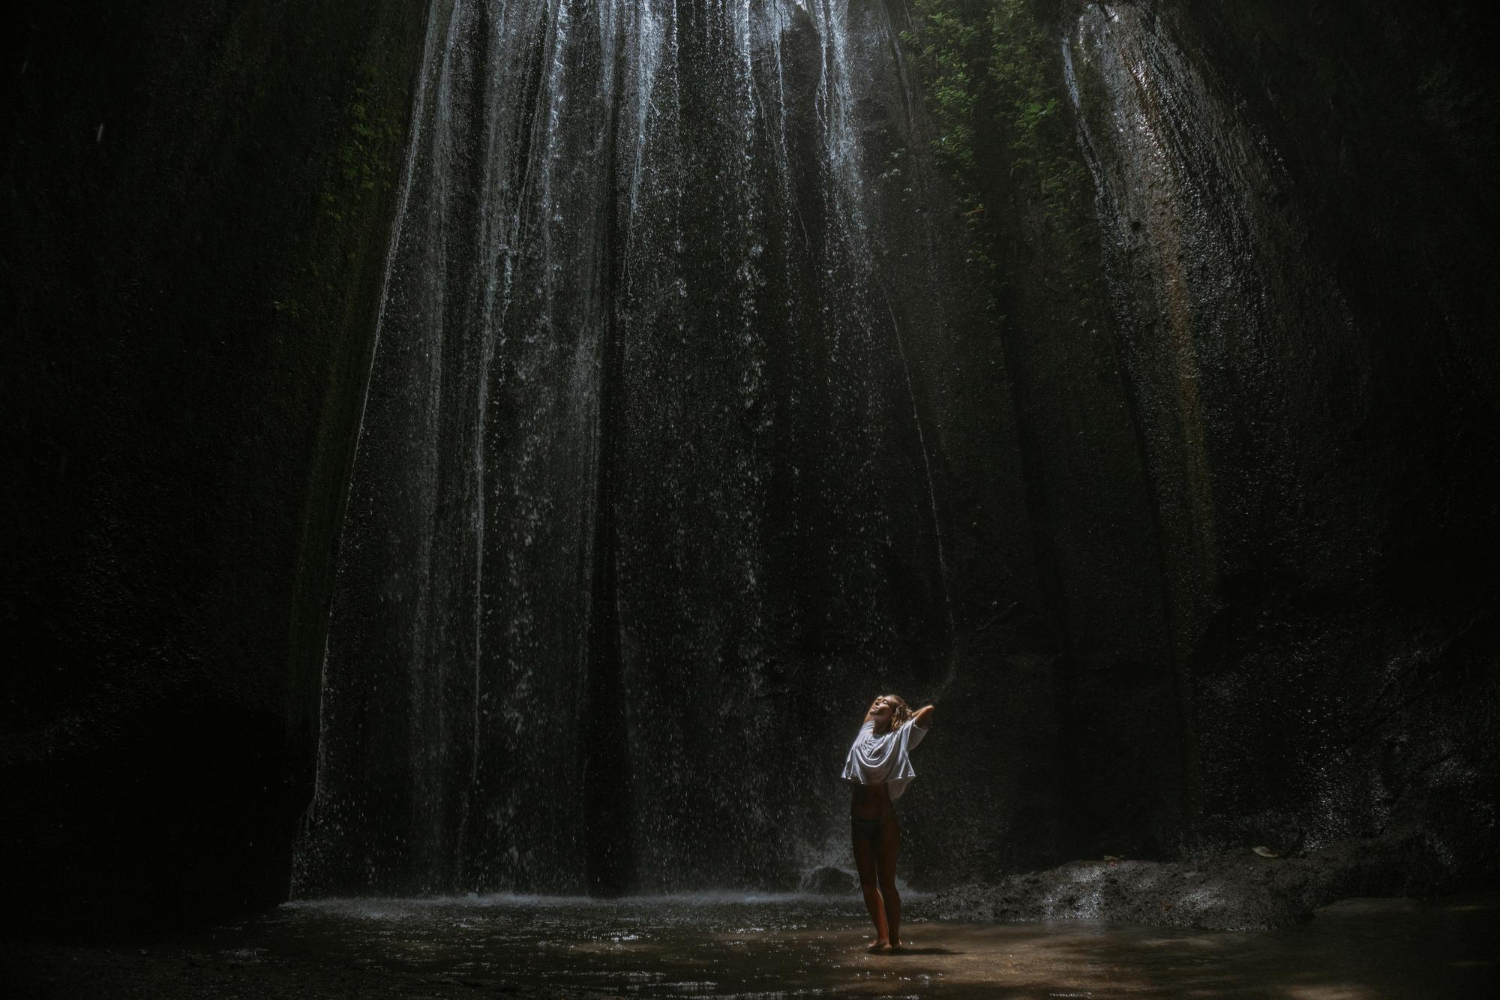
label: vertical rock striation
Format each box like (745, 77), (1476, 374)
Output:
(1059, 0), (1499, 877)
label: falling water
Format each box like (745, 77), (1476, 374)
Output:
(295, 0), (986, 898)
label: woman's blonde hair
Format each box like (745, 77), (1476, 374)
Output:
(879, 693), (914, 732)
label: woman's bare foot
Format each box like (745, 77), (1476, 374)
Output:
(866, 938), (889, 953)
(886, 940), (901, 954)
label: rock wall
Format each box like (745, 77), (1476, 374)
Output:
(0, 0), (438, 930)
(905, 0), (1499, 885)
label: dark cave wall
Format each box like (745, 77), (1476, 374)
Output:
(903, 0), (1499, 880)
(0, 0), (437, 929)
(1151, 0), (1500, 877)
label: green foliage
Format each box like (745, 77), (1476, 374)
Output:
(275, 61), (406, 320)
(322, 63), (403, 225)
(987, 0), (1092, 277)
(903, 0), (1100, 300)
(902, 1), (985, 176)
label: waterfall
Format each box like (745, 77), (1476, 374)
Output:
(295, 0), (987, 897)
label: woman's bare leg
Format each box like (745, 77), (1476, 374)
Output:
(876, 812), (901, 950)
(851, 829), (889, 949)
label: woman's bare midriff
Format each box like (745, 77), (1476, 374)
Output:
(850, 781), (894, 820)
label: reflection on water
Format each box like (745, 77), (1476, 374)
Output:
(276, 893), (887, 995)
(4, 892), (1496, 998)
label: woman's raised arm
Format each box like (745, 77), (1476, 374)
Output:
(912, 704), (935, 728)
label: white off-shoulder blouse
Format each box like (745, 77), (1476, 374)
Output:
(840, 718), (929, 800)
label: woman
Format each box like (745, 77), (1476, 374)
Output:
(841, 694), (935, 953)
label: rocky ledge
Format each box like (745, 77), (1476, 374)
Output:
(933, 833), (1478, 931)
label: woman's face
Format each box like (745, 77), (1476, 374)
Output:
(870, 697), (895, 728)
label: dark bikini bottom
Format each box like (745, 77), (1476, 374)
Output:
(850, 813), (896, 841)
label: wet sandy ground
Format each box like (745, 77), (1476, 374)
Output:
(4, 891), (1496, 998)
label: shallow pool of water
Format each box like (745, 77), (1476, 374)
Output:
(4, 891), (1496, 998)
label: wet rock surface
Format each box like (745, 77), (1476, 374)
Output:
(803, 866), (859, 895)
(902, 0), (1500, 894)
(935, 835), (1481, 931)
